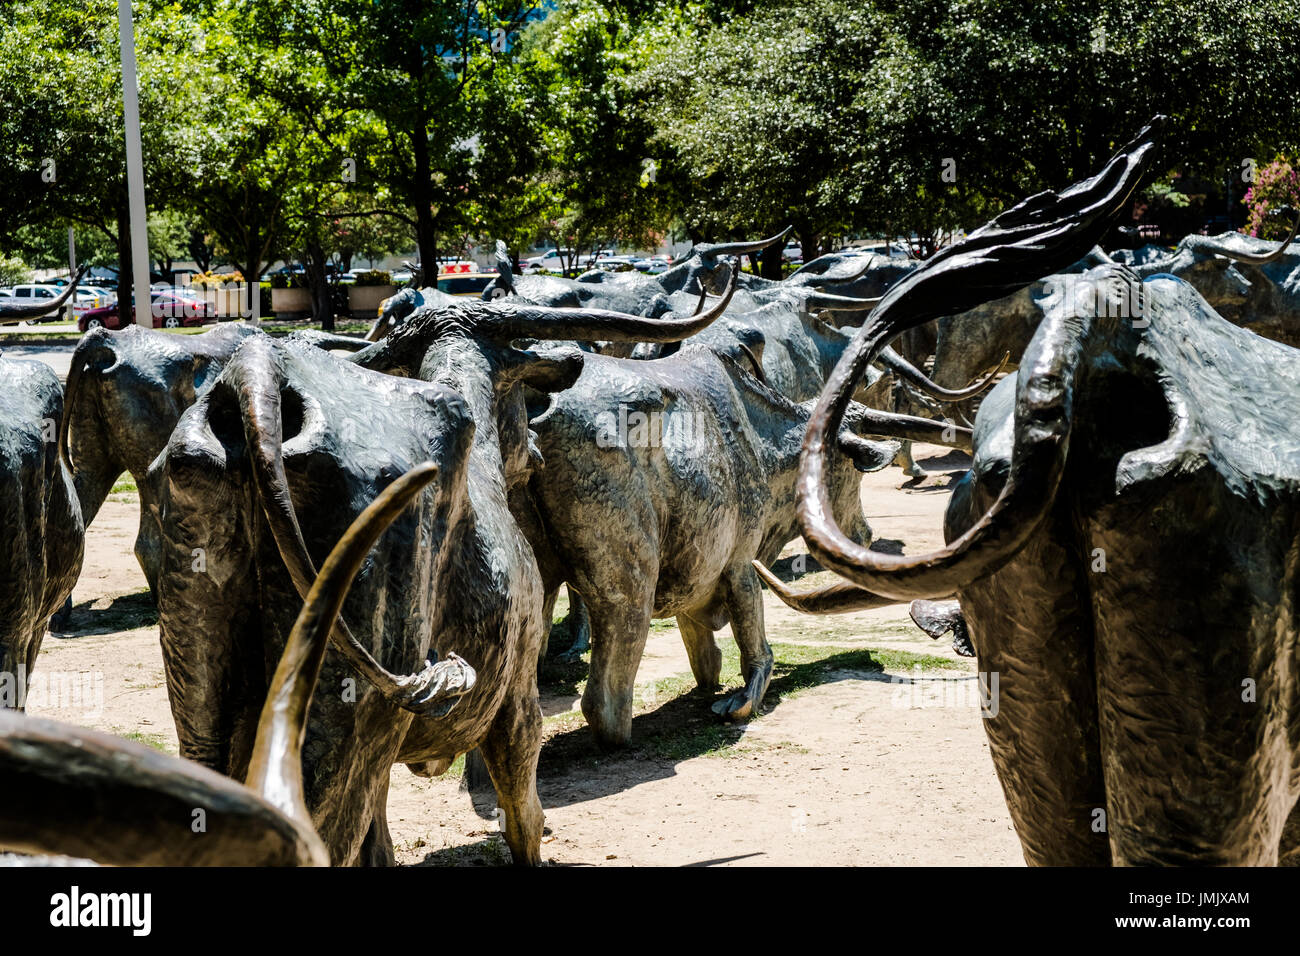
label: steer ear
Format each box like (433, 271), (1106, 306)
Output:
(502, 345), (585, 394)
(836, 433), (900, 473)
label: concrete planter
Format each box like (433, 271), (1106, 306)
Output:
(271, 286), (312, 316)
(347, 284), (398, 317)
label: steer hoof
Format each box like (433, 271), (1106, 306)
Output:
(711, 659), (774, 722)
(555, 642), (588, 664)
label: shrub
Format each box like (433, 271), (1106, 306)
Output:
(270, 272), (306, 289)
(0, 256), (31, 286)
(1243, 156), (1300, 240)
(189, 270), (244, 288)
(352, 269), (392, 286)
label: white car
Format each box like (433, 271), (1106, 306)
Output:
(5, 283), (87, 319)
(522, 249), (574, 273)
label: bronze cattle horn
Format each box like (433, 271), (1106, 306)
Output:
(487, 262), (739, 342)
(696, 226), (792, 260)
(789, 256), (876, 286)
(802, 290), (884, 313)
(796, 118), (1163, 600)
(246, 462), (441, 844)
(0, 265), (89, 320)
(1194, 206), (1300, 266)
(877, 349), (1009, 403)
(0, 467), (437, 866)
(232, 336), (476, 718)
(751, 560), (901, 613)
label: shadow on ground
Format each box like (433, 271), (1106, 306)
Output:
(52, 591), (157, 638)
(529, 646), (897, 809)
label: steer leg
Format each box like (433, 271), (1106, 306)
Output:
(894, 440), (926, 480)
(712, 564), (774, 721)
(478, 687), (545, 865)
(556, 587), (592, 662)
(582, 595), (653, 747)
(677, 613), (722, 690)
(357, 778), (396, 867)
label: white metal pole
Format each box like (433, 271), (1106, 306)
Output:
(118, 0), (152, 327)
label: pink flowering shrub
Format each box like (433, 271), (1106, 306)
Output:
(1243, 156), (1300, 240)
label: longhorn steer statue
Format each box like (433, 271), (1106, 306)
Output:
(0, 355), (84, 710)
(518, 336), (968, 747)
(0, 466), (444, 865)
(152, 295), (731, 864)
(486, 228), (802, 317)
(1123, 211), (1300, 345)
(764, 118), (1300, 865)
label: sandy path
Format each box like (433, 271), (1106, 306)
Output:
(26, 446), (1024, 866)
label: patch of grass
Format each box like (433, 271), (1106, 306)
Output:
(118, 730), (171, 753)
(110, 472), (137, 494)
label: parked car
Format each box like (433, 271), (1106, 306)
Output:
(77, 291), (216, 331)
(592, 254), (638, 272)
(435, 272), (496, 296)
(5, 283), (77, 320)
(522, 248), (575, 273)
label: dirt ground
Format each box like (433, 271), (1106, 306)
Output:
(26, 444), (1024, 866)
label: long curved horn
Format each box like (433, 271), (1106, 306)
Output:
(802, 290), (883, 313)
(485, 262), (738, 342)
(751, 560), (900, 613)
(697, 226), (792, 260)
(246, 461), (441, 847)
(231, 337), (475, 717)
(789, 256), (875, 285)
(0, 265), (89, 319)
(846, 406), (974, 451)
(797, 118), (1162, 600)
(878, 348), (1010, 402)
(1194, 206), (1300, 266)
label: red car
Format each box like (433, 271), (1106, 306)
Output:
(77, 292), (216, 332)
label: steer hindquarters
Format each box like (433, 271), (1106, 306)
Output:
(948, 445), (1109, 865)
(0, 361), (84, 709)
(1084, 468), (1300, 865)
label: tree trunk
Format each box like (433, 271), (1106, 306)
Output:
(759, 234), (784, 280)
(411, 126), (438, 274)
(234, 249), (265, 325)
(303, 242), (334, 331)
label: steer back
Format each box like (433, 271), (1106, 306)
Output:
(152, 337), (483, 863)
(0, 357), (83, 709)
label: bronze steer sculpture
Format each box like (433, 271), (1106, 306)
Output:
(1124, 212), (1300, 345)
(764, 118), (1300, 865)
(0, 465), (446, 865)
(517, 339), (968, 747)
(152, 294), (734, 865)
(0, 356), (84, 709)
(487, 228), (885, 320)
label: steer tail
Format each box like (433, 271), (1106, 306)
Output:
(245, 462), (441, 864)
(229, 335), (475, 717)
